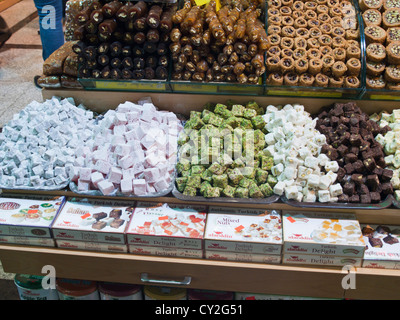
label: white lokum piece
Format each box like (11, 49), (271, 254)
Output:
(97, 179), (115, 195)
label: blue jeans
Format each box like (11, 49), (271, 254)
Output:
(34, 0), (64, 60)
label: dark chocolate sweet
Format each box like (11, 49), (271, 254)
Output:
(383, 234), (399, 245)
(362, 225), (375, 237)
(369, 237), (383, 248)
(93, 212), (108, 220)
(109, 209), (122, 218)
(110, 218), (125, 228)
(92, 220), (107, 230)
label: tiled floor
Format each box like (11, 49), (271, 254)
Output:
(0, 0), (45, 299)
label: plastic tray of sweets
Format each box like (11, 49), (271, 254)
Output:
(263, 0), (366, 99)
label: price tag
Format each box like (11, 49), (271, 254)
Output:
(194, 0), (221, 11)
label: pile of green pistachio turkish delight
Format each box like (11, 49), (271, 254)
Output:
(175, 101), (276, 198)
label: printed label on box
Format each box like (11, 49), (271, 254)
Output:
(204, 211), (282, 254)
(283, 254), (362, 267)
(0, 235), (55, 247)
(126, 202), (207, 249)
(205, 250), (281, 264)
(0, 196), (65, 238)
(129, 245), (203, 258)
(52, 198), (135, 244)
(282, 211), (365, 257)
(56, 240), (128, 253)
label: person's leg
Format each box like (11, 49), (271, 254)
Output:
(34, 0), (64, 60)
(0, 15), (11, 48)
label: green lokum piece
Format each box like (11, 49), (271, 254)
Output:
(178, 131), (189, 146)
(238, 177), (251, 188)
(261, 156), (274, 171)
(175, 177), (188, 192)
(222, 185), (236, 198)
(201, 169), (213, 182)
(186, 174), (201, 187)
(231, 157), (246, 168)
(252, 115), (266, 130)
(249, 182), (263, 198)
(203, 186), (221, 198)
(246, 101), (264, 115)
(209, 114), (224, 127)
(255, 168), (269, 184)
(228, 167), (244, 185)
(267, 175), (278, 187)
(181, 169), (191, 177)
(220, 108), (233, 119)
(176, 159), (191, 173)
(218, 153), (233, 166)
(259, 183), (274, 197)
(234, 187), (249, 198)
(223, 116), (240, 129)
(185, 116), (204, 130)
(242, 166), (255, 179)
(190, 111), (202, 119)
(212, 173), (228, 188)
(191, 165), (205, 175)
(183, 186), (197, 196)
(243, 108), (257, 119)
(200, 181), (212, 195)
(208, 162), (226, 175)
(202, 109), (214, 119)
(214, 103), (227, 115)
(231, 104), (245, 117)
(240, 118), (253, 129)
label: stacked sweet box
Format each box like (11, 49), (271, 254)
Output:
(0, 195), (66, 247)
(282, 210), (365, 267)
(52, 198), (135, 253)
(204, 206), (283, 264)
(361, 224), (400, 269)
(125, 202), (207, 258)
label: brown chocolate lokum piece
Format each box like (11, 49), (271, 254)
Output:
(362, 225), (375, 237)
(345, 153), (358, 163)
(381, 169), (394, 182)
(376, 225), (391, 234)
(343, 181), (356, 195)
(353, 160), (365, 173)
(349, 194), (360, 203)
(383, 235), (399, 245)
(93, 212), (108, 220)
(370, 192), (381, 203)
(369, 237), (383, 248)
(363, 157), (377, 171)
(92, 221), (107, 230)
(381, 182), (393, 196)
(360, 194), (371, 204)
(338, 194), (349, 203)
(109, 209), (122, 218)
(367, 174), (380, 191)
(110, 218), (125, 229)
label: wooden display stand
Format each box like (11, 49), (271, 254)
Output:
(1, 89), (400, 300)
(0, 0), (20, 13)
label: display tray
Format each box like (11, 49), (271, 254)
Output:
(263, 0), (365, 99)
(281, 194), (394, 210)
(392, 198), (400, 209)
(78, 78), (171, 92)
(169, 78), (265, 96)
(172, 185), (280, 204)
(0, 181), (70, 192)
(361, 89), (400, 101)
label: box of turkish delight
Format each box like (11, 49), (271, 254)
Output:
(282, 211), (365, 257)
(361, 224), (400, 269)
(52, 198), (135, 244)
(0, 195), (65, 238)
(204, 210), (283, 255)
(126, 202), (207, 250)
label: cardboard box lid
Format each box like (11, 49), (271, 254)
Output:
(361, 224), (400, 261)
(52, 198), (135, 234)
(0, 196), (65, 228)
(282, 210), (365, 247)
(126, 202), (207, 239)
(204, 211), (283, 245)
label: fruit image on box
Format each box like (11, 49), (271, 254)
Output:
(282, 211), (365, 258)
(52, 198), (135, 243)
(361, 224), (400, 269)
(0, 196), (65, 238)
(204, 210), (282, 255)
(126, 202), (207, 249)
